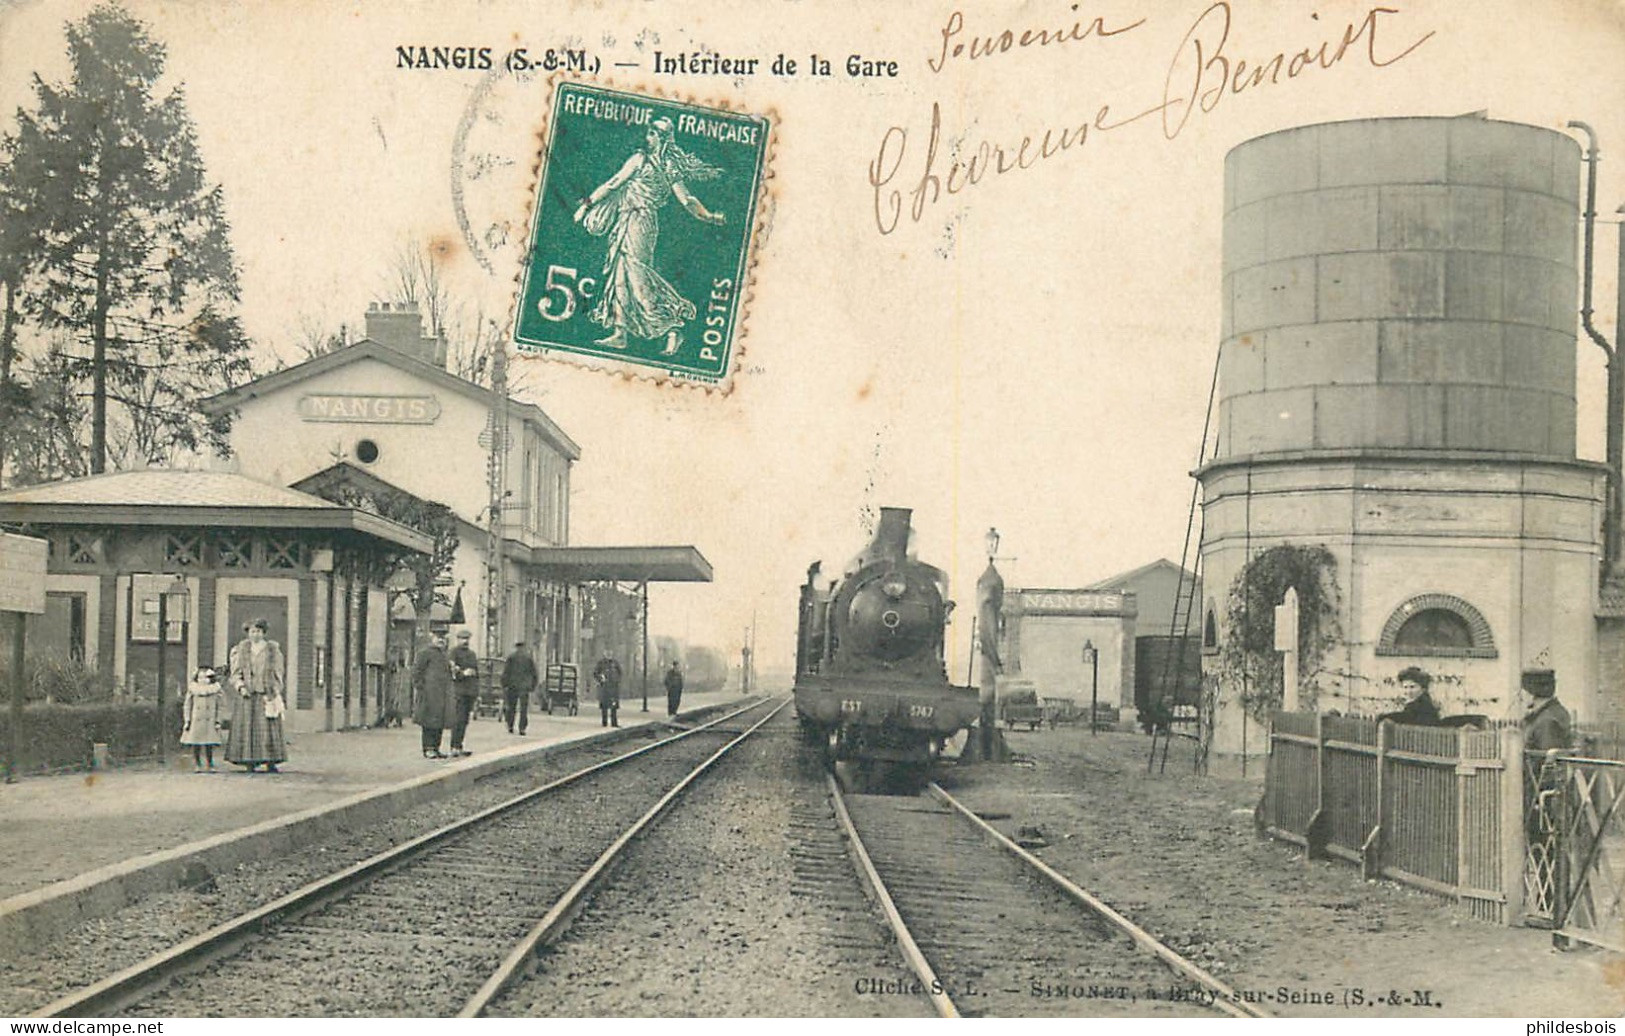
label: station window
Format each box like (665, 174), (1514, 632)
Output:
(355, 439), (380, 464)
(1376, 593), (1496, 659)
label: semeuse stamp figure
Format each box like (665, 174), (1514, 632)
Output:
(514, 81), (771, 387)
(573, 117), (726, 355)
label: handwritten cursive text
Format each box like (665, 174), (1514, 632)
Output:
(928, 7), (1147, 73)
(1161, 3), (1434, 139)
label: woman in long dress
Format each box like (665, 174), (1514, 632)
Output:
(225, 618), (288, 773)
(572, 117), (727, 355)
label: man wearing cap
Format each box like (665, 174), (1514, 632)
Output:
(593, 648), (623, 728)
(1378, 666), (1441, 727)
(1521, 667), (1572, 854)
(448, 630), (482, 757)
(663, 659), (685, 717)
(1520, 668), (1571, 754)
(502, 639), (538, 735)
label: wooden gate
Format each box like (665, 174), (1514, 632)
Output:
(1553, 757), (1625, 952)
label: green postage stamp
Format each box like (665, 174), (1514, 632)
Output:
(513, 81), (772, 388)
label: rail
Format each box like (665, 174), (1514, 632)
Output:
(461, 697), (788, 1015)
(927, 783), (1266, 1019)
(34, 697), (778, 1018)
(826, 773), (959, 1018)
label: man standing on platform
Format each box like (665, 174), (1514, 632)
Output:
(413, 630), (453, 759)
(502, 639), (538, 735)
(663, 659), (685, 717)
(594, 649), (623, 728)
(448, 629), (481, 757)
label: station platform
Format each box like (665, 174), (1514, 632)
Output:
(0, 689), (750, 958)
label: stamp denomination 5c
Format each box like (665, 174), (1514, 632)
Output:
(513, 80), (772, 388)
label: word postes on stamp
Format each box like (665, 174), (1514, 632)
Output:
(514, 81), (772, 388)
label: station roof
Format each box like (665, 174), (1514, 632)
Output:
(201, 339), (583, 461)
(0, 469), (434, 554)
(521, 545), (713, 583)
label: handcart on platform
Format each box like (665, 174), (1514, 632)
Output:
(544, 663), (579, 716)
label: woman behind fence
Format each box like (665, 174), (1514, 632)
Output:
(225, 618), (288, 773)
(1377, 666), (1440, 727)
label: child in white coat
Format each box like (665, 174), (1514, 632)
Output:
(181, 667), (226, 771)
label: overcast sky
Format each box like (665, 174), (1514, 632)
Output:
(2, 0), (1620, 675)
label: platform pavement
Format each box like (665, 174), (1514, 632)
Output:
(0, 688), (752, 958)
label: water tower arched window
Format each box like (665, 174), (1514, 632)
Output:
(1202, 601), (1219, 654)
(1376, 593), (1497, 659)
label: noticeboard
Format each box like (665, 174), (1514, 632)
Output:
(130, 573), (187, 643)
(0, 533), (47, 614)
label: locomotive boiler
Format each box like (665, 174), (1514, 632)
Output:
(793, 507), (980, 765)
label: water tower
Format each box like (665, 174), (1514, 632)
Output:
(1197, 115), (1606, 756)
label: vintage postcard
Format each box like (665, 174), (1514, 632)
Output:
(0, 0), (1620, 1023)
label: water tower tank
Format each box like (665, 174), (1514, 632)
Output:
(1216, 116), (1580, 460)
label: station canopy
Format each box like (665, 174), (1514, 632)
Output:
(520, 545), (712, 584)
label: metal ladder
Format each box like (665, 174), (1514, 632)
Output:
(1148, 344), (1222, 775)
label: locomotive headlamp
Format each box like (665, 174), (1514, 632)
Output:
(881, 576), (907, 599)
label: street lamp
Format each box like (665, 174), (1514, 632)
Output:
(1082, 639), (1099, 736)
(156, 576), (191, 764)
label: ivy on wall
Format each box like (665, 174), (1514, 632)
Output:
(1217, 544), (1342, 718)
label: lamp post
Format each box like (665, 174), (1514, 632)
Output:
(1082, 639), (1099, 736)
(156, 576), (191, 764)
(977, 527), (1002, 760)
(639, 587), (649, 713)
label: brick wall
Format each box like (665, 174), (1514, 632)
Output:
(1596, 617), (1624, 728)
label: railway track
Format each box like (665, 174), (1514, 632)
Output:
(830, 776), (1269, 1019)
(34, 697), (786, 1018)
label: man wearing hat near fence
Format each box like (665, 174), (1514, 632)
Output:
(1520, 668), (1572, 754)
(1378, 666), (1441, 727)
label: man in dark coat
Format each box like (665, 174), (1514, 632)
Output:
(663, 660), (685, 717)
(1521, 668), (1572, 754)
(502, 640), (538, 735)
(448, 629), (482, 756)
(1521, 667), (1572, 845)
(593, 649), (623, 728)
(1378, 666), (1441, 727)
(412, 630), (454, 759)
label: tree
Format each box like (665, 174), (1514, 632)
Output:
(0, 127), (50, 487)
(383, 236), (499, 387)
(11, 3), (249, 473)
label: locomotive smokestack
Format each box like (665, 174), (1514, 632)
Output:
(871, 507), (914, 562)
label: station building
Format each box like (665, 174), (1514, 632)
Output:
(0, 469), (430, 724)
(1, 302), (711, 734)
(1199, 115), (1611, 756)
(995, 587), (1136, 720)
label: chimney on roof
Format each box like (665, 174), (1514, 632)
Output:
(365, 300), (446, 368)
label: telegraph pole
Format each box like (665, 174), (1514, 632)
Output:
(483, 341), (510, 666)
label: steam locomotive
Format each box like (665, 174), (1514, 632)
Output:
(793, 507), (981, 765)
